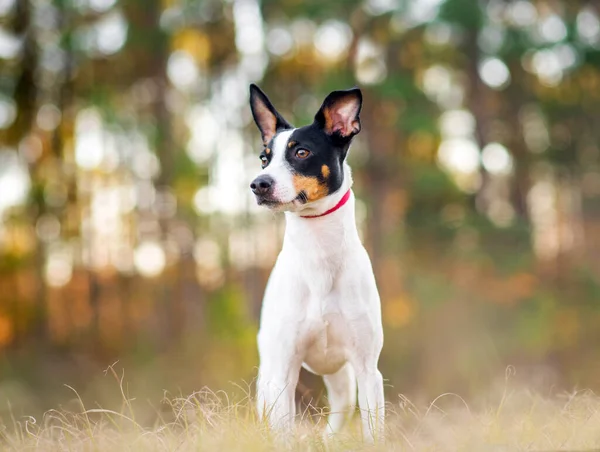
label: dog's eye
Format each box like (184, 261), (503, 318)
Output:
(296, 149), (311, 159)
(260, 155), (268, 167)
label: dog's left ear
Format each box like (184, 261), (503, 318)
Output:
(315, 88), (362, 139)
(249, 84), (292, 145)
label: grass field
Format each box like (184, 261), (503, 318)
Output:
(2, 368), (600, 451)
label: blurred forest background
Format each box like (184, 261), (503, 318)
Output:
(1, 0), (600, 417)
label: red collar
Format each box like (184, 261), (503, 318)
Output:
(301, 189), (351, 219)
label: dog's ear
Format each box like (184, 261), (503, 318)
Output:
(249, 84), (292, 145)
(314, 88), (362, 139)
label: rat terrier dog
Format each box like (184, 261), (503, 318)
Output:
(249, 84), (384, 442)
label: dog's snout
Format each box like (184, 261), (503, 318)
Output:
(250, 175), (274, 195)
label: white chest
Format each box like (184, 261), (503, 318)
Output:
(258, 190), (382, 376)
(300, 292), (351, 375)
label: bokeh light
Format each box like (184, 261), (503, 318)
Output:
(36, 214), (61, 243)
(266, 27), (294, 57)
(313, 20), (352, 61)
(0, 0), (15, 16)
(364, 0), (397, 16)
(355, 38), (387, 85)
(482, 143), (513, 175)
(0, 97), (16, 129)
(577, 8), (600, 46)
(539, 14), (568, 44)
(95, 10), (128, 55)
(134, 241), (166, 278)
(89, 0), (117, 13)
(508, 1), (537, 27)
(438, 138), (480, 175)
(440, 110), (476, 138)
(0, 27), (20, 59)
(186, 105), (219, 165)
(479, 57), (511, 90)
(167, 50), (199, 91)
(45, 243), (73, 288)
(0, 151), (30, 218)
(36, 104), (62, 132)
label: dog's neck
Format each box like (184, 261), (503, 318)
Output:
(282, 164), (360, 260)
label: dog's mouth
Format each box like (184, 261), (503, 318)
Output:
(255, 192), (307, 210)
(256, 197), (280, 207)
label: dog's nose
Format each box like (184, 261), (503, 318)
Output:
(250, 175), (274, 195)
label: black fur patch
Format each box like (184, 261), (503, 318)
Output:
(285, 125), (349, 198)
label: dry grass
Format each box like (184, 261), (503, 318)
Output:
(2, 367), (600, 451)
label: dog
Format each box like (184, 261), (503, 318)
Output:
(248, 84), (385, 442)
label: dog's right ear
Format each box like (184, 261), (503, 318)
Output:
(249, 84), (292, 145)
(314, 88), (362, 139)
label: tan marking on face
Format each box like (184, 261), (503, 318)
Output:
(321, 164), (330, 178)
(265, 147), (271, 155)
(287, 140), (297, 149)
(293, 175), (329, 202)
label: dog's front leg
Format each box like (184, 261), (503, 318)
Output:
(349, 344), (385, 443)
(256, 355), (301, 432)
(355, 367), (385, 442)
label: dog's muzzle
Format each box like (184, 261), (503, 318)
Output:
(250, 175), (278, 205)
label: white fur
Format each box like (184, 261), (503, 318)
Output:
(259, 130), (299, 207)
(255, 132), (385, 442)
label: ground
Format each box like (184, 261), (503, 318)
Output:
(2, 371), (600, 452)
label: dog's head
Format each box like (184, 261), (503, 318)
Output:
(249, 84), (362, 212)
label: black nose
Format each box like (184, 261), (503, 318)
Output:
(250, 175), (274, 195)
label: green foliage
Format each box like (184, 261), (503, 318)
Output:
(262, 0), (362, 20)
(406, 270), (457, 310)
(514, 293), (557, 354)
(405, 162), (463, 236)
(207, 285), (254, 341)
(500, 28), (535, 58)
(438, 0), (484, 30)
